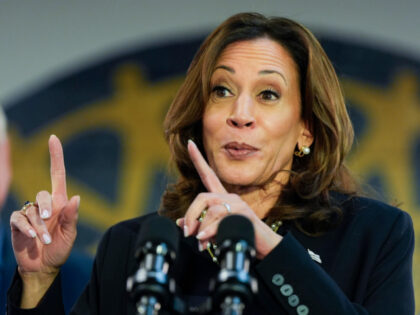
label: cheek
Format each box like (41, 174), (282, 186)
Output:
(203, 108), (225, 141)
(264, 110), (300, 139)
(263, 110), (302, 157)
(202, 109), (223, 158)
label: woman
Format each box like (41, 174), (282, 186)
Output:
(8, 13), (414, 314)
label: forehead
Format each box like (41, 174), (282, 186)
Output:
(215, 38), (298, 74)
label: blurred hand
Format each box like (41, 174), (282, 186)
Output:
(9, 135), (79, 306)
(179, 140), (281, 260)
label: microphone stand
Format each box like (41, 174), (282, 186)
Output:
(213, 240), (258, 315)
(127, 242), (185, 315)
(127, 215), (259, 315)
(137, 295), (161, 315)
(221, 296), (244, 315)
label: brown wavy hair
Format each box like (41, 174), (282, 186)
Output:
(160, 12), (358, 236)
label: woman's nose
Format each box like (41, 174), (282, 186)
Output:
(226, 96), (256, 129)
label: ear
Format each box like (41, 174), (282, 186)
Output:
(297, 121), (314, 149)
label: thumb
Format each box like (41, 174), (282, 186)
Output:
(59, 195), (80, 232)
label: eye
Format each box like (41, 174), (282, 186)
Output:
(211, 85), (233, 98)
(259, 89), (280, 101)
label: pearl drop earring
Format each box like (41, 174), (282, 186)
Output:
(294, 145), (311, 157)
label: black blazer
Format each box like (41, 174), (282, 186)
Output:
(7, 195), (415, 314)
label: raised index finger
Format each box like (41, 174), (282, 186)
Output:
(49, 135), (68, 205)
(188, 140), (226, 193)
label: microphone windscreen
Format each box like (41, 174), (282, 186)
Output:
(136, 216), (179, 253)
(216, 215), (255, 247)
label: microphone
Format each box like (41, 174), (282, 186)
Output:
(127, 216), (181, 315)
(212, 215), (258, 315)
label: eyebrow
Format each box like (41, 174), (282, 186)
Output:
(259, 70), (288, 86)
(214, 65), (234, 73)
(214, 65), (288, 86)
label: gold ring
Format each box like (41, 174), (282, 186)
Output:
(21, 201), (35, 215)
(198, 209), (207, 222)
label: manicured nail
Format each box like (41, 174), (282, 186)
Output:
(43, 233), (51, 244)
(176, 218), (182, 227)
(184, 225), (189, 237)
(196, 231), (205, 240)
(188, 139), (196, 147)
(76, 195), (81, 208)
(198, 242), (204, 251)
(29, 229), (36, 238)
(40, 209), (49, 219)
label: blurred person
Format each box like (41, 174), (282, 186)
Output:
(7, 13), (415, 314)
(0, 105), (92, 314)
(0, 105), (13, 314)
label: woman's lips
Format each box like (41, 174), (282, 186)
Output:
(223, 142), (259, 159)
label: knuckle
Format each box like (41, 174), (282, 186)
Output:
(23, 209), (33, 220)
(208, 205), (223, 217)
(51, 168), (65, 176)
(10, 212), (20, 224)
(24, 206), (36, 218)
(204, 208), (214, 219)
(11, 214), (28, 229)
(208, 197), (222, 207)
(52, 194), (65, 204)
(196, 193), (210, 205)
(184, 210), (193, 224)
(10, 210), (21, 219)
(26, 208), (45, 227)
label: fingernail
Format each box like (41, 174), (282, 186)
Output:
(198, 242), (204, 251)
(29, 229), (36, 238)
(76, 196), (81, 208)
(43, 233), (51, 244)
(40, 209), (49, 219)
(188, 139), (196, 146)
(176, 218), (182, 227)
(184, 225), (189, 237)
(196, 231), (205, 240)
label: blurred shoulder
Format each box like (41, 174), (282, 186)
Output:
(105, 212), (161, 239)
(331, 192), (413, 233)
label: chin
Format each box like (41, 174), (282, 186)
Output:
(211, 158), (267, 187)
(218, 170), (261, 187)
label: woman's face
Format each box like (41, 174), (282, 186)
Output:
(202, 38), (312, 188)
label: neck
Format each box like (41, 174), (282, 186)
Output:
(225, 173), (288, 219)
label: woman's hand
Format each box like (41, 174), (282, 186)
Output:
(9, 135), (79, 308)
(179, 140), (282, 260)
